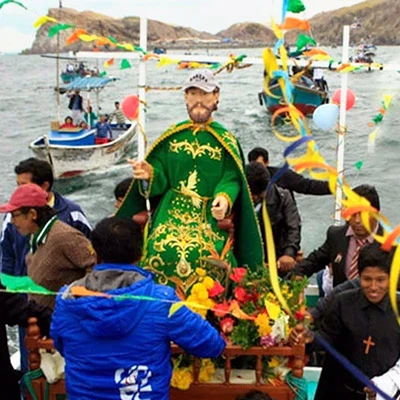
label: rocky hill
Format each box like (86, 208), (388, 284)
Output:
(29, 7), (218, 54)
(28, 0), (400, 53)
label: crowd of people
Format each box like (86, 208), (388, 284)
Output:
(59, 91), (127, 145)
(1, 69), (399, 400)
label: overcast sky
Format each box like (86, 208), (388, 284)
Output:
(0, 0), (365, 52)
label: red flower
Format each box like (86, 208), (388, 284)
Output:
(294, 311), (306, 321)
(234, 286), (249, 302)
(229, 267), (247, 283)
(208, 281), (225, 298)
(220, 317), (235, 334)
(213, 302), (230, 317)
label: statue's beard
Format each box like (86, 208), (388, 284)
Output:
(187, 103), (215, 123)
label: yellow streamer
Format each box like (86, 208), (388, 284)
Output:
(262, 199), (292, 317)
(33, 16), (57, 29)
(78, 34), (98, 42)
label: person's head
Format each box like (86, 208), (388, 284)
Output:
(358, 242), (391, 304)
(79, 121), (88, 129)
(88, 105), (93, 113)
(114, 177), (133, 209)
(91, 217), (143, 264)
(182, 69), (220, 123)
(99, 114), (106, 123)
(64, 116), (73, 125)
(14, 158), (54, 192)
(0, 183), (55, 236)
(237, 390), (274, 400)
(348, 185), (380, 239)
(75, 89), (80, 95)
(248, 147), (269, 166)
(115, 101), (120, 109)
(246, 161), (270, 204)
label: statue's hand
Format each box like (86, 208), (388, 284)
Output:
(211, 195), (229, 220)
(128, 159), (152, 180)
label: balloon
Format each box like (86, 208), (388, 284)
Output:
(312, 104), (339, 131)
(121, 95), (139, 120)
(332, 88), (356, 111)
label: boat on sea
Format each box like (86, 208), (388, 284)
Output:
(29, 76), (137, 179)
(259, 81), (328, 116)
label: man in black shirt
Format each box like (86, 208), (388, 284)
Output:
(247, 147), (331, 199)
(290, 242), (400, 400)
(246, 162), (301, 273)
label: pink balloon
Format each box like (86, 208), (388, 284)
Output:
(121, 95), (139, 120)
(332, 88), (356, 111)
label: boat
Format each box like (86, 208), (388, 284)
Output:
(29, 76), (137, 179)
(61, 61), (100, 84)
(259, 81), (328, 116)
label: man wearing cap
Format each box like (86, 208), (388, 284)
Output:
(0, 184), (96, 309)
(117, 69), (263, 295)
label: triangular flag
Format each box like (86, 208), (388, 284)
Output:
(0, 0), (27, 10)
(278, 17), (310, 31)
(288, 0), (305, 13)
(66, 28), (87, 45)
(48, 23), (75, 38)
(33, 15), (57, 29)
(354, 160), (364, 171)
(104, 58), (114, 68)
(1, 273), (53, 295)
(120, 59), (131, 69)
(296, 34), (316, 50)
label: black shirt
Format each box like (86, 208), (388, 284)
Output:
(317, 288), (400, 394)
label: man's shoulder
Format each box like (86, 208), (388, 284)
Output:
(326, 224), (348, 237)
(335, 287), (361, 303)
(54, 192), (84, 213)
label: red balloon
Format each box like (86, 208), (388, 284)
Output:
(121, 95), (140, 120)
(331, 88), (356, 111)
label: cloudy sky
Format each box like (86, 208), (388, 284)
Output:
(0, 0), (365, 52)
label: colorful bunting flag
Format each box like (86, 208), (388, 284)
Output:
(48, 23), (75, 38)
(120, 59), (131, 69)
(288, 0), (305, 13)
(296, 34), (316, 50)
(0, 0), (27, 10)
(33, 15), (57, 29)
(278, 17), (310, 31)
(66, 28), (87, 45)
(104, 58), (114, 68)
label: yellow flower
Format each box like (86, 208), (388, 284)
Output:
(255, 313), (272, 336)
(196, 268), (207, 277)
(203, 276), (215, 290)
(199, 360), (216, 383)
(269, 357), (281, 368)
(171, 368), (193, 390)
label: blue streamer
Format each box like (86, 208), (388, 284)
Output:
(314, 332), (394, 400)
(282, 0), (289, 23)
(283, 136), (312, 158)
(274, 38), (285, 55)
(273, 70), (294, 103)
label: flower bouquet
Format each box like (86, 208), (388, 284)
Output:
(171, 264), (308, 390)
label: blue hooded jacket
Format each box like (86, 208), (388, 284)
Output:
(1, 191), (91, 277)
(51, 264), (225, 400)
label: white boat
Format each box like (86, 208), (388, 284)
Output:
(29, 76), (137, 179)
(29, 123), (137, 179)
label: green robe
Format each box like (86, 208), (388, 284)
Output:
(117, 120), (263, 293)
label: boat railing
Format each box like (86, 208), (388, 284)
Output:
(25, 317), (306, 400)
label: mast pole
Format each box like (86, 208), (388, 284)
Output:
(138, 17), (147, 161)
(56, 0), (62, 122)
(334, 25), (350, 225)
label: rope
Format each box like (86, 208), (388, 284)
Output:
(285, 371), (309, 400)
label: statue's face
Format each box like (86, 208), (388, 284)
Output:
(184, 87), (219, 123)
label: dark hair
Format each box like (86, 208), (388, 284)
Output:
(14, 158), (54, 190)
(358, 242), (391, 275)
(19, 206), (56, 227)
(115, 101), (120, 106)
(246, 162), (270, 196)
(91, 217), (143, 264)
(237, 391), (274, 400)
(248, 147), (269, 163)
(114, 178), (133, 200)
(64, 116), (73, 123)
(352, 184), (380, 211)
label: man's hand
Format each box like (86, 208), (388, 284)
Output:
(211, 195), (229, 220)
(278, 255), (296, 273)
(289, 324), (314, 347)
(364, 386), (376, 400)
(128, 159), (152, 180)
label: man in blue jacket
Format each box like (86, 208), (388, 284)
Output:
(51, 217), (225, 400)
(1, 157), (92, 372)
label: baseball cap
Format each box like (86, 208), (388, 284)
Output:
(182, 69), (220, 93)
(0, 183), (49, 213)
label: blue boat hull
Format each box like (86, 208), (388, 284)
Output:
(261, 83), (327, 116)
